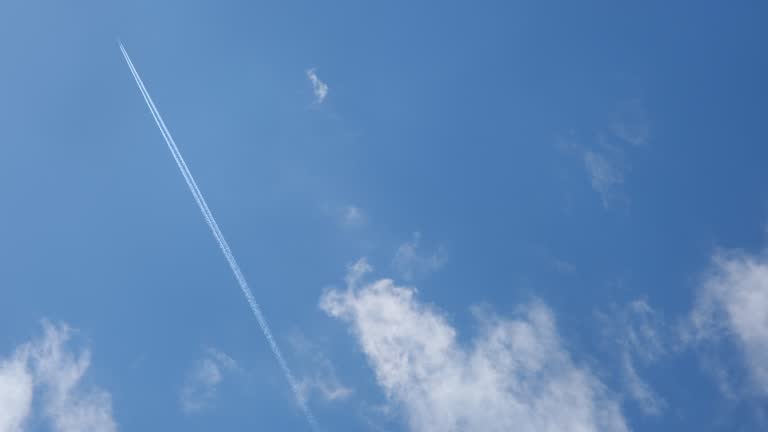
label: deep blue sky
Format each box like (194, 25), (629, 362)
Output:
(2, 1), (768, 431)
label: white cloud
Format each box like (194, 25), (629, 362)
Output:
(611, 98), (649, 147)
(619, 300), (666, 363)
(306, 68), (328, 104)
(598, 299), (667, 416)
(621, 352), (665, 416)
(342, 205), (365, 227)
(324, 203), (366, 229)
(321, 259), (629, 432)
(392, 233), (445, 281)
(0, 321), (117, 432)
(297, 373), (353, 404)
(551, 258), (576, 274)
(568, 99), (648, 208)
(180, 348), (238, 413)
(0, 352), (33, 432)
(289, 333), (353, 404)
(687, 250), (768, 395)
(583, 150), (624, 208)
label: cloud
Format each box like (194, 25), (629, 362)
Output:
(306, 68), (328, 104)
(180, 348), (239, 413)
(551, 258), (576, 274)
(686, 249), (768, 395)
(324, 203), (366, 229)
(621, 352), (665, 416)
(392, 233), (446, 281)
(583, 150), (625, 208)
(342, 205), (365, 227)
(289, 333), (353, 404)
(0, 321), (117, 432)
(598, 299), (667, 416)
(0, 352), (32, 432)
(321, 259), (629, 432)
(297, 372), (353, 404)
(611, 98), (649, 147)
(615, 299), (666, 363)
(566, 98), (648, 209)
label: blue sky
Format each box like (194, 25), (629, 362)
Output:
(2, 1), (768, 431)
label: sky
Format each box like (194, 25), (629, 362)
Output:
(1, 1), (768, 431)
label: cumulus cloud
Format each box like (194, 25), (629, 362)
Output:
(0, 321), (117, 432)
(321, 259), (629, 432)
(306, 68), (328, 104)
(180, 348), (239, 413)
(392, 233), (445, 281)
(686, 249), (768, 395)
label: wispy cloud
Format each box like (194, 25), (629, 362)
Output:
(599, 299), (668, 416)
(685, 249), (768, 396)
(621, 352), (665, 415)
(324, 203), (366, 229)
(551, 258), (576, 274)
(321, 259), (629, 432)
(612, 299), (667, 362)
(298, 375), (353, 404)
(583, 150), (625, 208)
(392, 233), (445, 281)
(288, 333), (352, 405)
(180, 348), (239, 413)
(0, 321), (116, 432)
(306, 68), (328, 104)
(342, 205), (365, 227)
(564, 98), (649, 209)
(611, 98), (649, 147)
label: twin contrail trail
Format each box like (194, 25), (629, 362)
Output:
(119, 43), (319, 431)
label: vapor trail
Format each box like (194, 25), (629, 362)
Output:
(119, 43), (319, 431)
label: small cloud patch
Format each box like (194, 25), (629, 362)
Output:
(306, 68), (329, 104)
(289, 333), (353, 405)
(180, 348), (239, 413)
(392, 233), (445, 281)
(583, 150), (625, 208)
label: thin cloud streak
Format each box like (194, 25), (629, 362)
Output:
(119, 43), (319, 431)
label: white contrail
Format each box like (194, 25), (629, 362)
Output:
(119, 43), (319, 431)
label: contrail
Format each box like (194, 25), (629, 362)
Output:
(119, 43), (319, 431)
